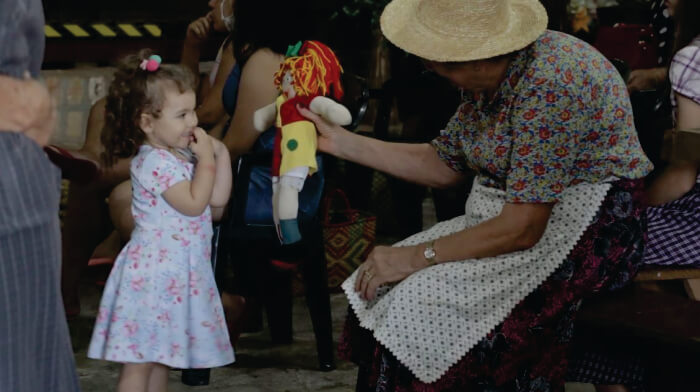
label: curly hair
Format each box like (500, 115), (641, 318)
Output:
(100, 49), (195, 166)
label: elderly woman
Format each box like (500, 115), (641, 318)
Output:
(0, 0), (80, 391)
(300, 0), (652, 390)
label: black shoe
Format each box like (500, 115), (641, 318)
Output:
(181, 368), (210, 386)
(319, 361), (336, 372)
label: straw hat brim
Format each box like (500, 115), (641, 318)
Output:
(380, 0), (548, 62)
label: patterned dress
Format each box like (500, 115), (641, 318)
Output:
(341, 31), (652, 392)
(88, 145), (234, 368)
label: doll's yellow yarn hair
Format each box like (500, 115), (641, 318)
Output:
(274, 41), (344, 100)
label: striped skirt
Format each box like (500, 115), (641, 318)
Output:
(0, 132), (80, 392)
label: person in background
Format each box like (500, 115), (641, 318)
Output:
(568, 2), (696, 390)
(214, 1), (336, 371)
(626, 0), (674, 93)
(181, 0), (236, 133)
(643, 0), (700, 267)
(0, 0), (81, 390)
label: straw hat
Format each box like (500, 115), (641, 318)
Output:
(380, 0), (548, 62)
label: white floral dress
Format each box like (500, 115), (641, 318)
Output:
(88, 145), (234, 368)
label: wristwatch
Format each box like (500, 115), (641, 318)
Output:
(423, 239), (437, 265)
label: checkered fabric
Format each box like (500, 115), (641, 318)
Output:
(566, 350), (645, 391)
(670, 37), (700, 110)
(643, 175), (700, 266)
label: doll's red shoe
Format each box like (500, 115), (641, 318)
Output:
(44, 145), (99, 183)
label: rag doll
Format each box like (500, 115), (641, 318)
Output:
(253, 40), (351, 244)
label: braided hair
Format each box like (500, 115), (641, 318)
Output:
(100, 49), (195, 166)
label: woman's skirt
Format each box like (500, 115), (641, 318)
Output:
(339, 179), (646, 392)
(0, 133), (80, 392)
(643, 174), (700, 267)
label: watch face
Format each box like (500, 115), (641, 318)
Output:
(424, 247), (436, 259)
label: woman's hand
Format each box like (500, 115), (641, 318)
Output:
(0, 75), (55, 145)
(627, 67), (666, 93)
(297, 104), (347, 157)
(185, 15), (212, 44)
(354, 245), (428, 301)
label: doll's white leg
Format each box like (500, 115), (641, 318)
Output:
(278, 184), (300, 220)
(277, 166), (308, 244)
(272, 177), (283, 241)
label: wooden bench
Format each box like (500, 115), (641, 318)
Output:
(576, 285), (700, 390)
(634, 267), (700, 301)
(579, 286), (700, 350)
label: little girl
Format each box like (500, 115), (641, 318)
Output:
(87, 50), (234, 391)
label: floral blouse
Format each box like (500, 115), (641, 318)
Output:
(431, 30), (653, 203)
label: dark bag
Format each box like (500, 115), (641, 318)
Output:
(240, 154), (325, 227)
(593, 23), (659, 70)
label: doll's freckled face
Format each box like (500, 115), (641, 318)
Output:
(282, 71), (296, 99)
